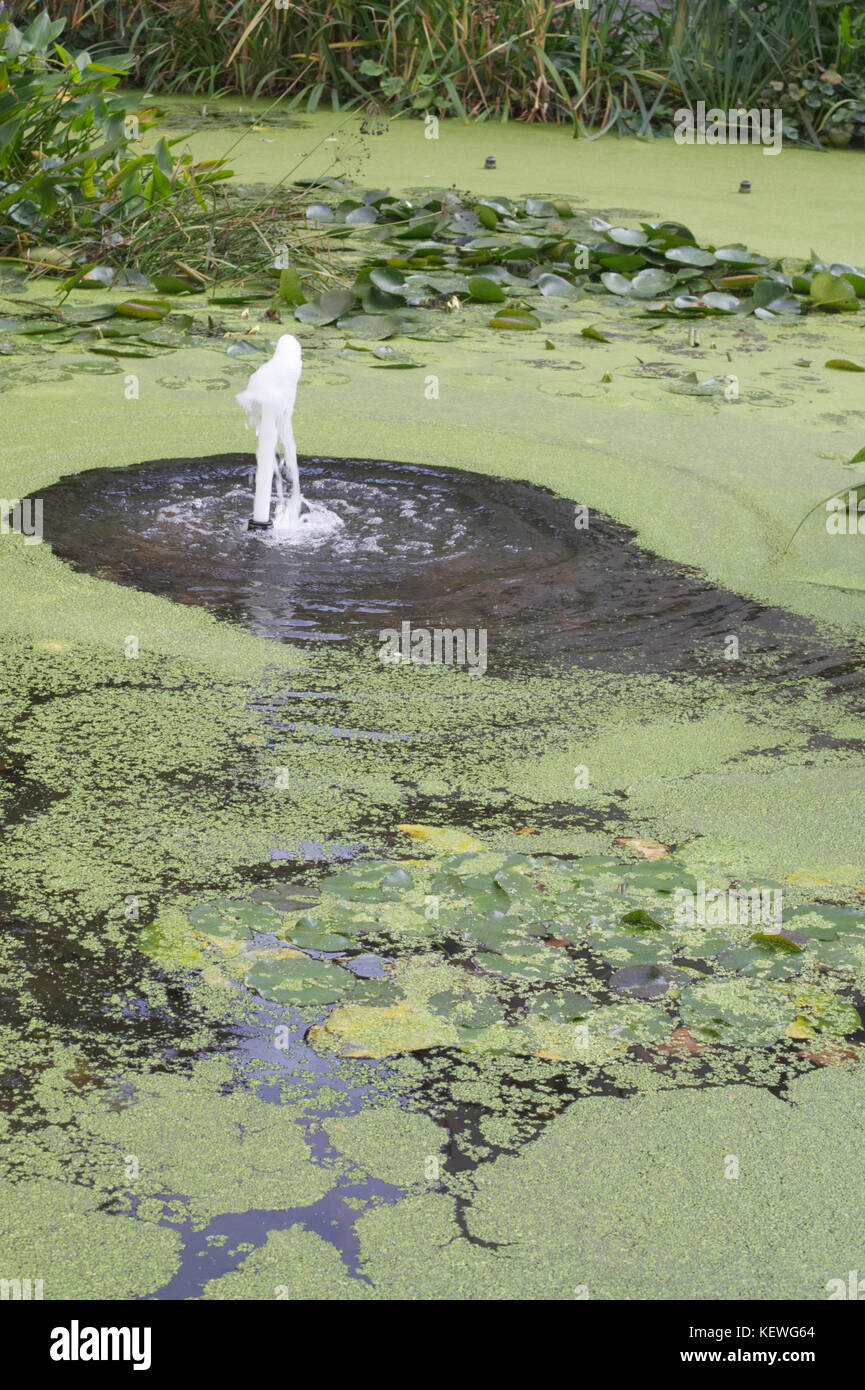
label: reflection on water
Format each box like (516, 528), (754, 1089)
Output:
(36, 453), (865, 680)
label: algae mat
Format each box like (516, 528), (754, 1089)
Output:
(1, 119), (864, 1300)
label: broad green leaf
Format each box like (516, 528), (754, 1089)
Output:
(810, 271), (859, 311)
(665, 245), (715, 267)
(467, 275), (507, 303)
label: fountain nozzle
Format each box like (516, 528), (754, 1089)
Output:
(247, 517), (273, 531)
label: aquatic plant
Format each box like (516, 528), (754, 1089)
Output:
(142, 844), (865, 1065)
(8, 0), (862, 145)
(0, 9), (231, 259)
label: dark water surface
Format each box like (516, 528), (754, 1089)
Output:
(35, 452), (865, 682)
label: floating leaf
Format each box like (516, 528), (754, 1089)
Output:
(489, 309), (539, 330)
(467, 275), (507, 303)
(295, 288), (357, 325)
(825, 358), (864, 371)
(665, 245), (715, 267)
(620, 909), (662, 930)
(397, 824), (484, 854)
(246, 955), (352, 1006)
(113, 299), (171, 320)
(701, 291), (740, 312)
(810, 271), (859, 311)
(536, 272), (575, 297)
(139, 915), (202, 967)
(600, 272), (632, 296)
(369, 266), (408, 295)
(680, 978), (795, 1045)
(151, 275), (198, 295)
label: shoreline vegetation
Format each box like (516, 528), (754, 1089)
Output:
(6, 0), (865, 147)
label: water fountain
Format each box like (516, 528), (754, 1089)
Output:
(236, 333), (342, 540)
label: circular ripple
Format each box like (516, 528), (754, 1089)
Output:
(35, 453), (863, 680)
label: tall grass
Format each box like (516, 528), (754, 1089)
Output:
(6, 1), (860, 135)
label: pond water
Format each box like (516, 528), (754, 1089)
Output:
(36, 452), (864, 684)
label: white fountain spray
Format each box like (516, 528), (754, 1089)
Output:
(236, 334), (342, 539)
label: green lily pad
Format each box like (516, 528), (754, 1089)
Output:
(629, 268), (677, 298)
(620, 909), (662, 930)
(188, 900), (252, 939)
(529, 988), (594, 1023)
(480, 941), (567, 981)
(665, 245), (715, 267)
(294, 288), (357, 325)
(489, 309), (539, 330)
(467, 275), (507, 303)
(607, 227), (649, 247)
(139, 916), (202, 968)
(281, 916), (354, 952)
(600, 272), (632, 296)
(680, 978), (795, 1045)
(786, 985), (860, 1038)
(427, 991), (504, 1029)
(246, 956), (352, 1006)
(113, 299), (172, 320)
(716, 943), (803, 981)
(810, 271), (859, 311)
(369, 266), (408, 295)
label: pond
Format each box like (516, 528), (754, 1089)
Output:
(2, 112), (865, 1303)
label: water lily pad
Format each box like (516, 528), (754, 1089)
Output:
(785, 985), (860, 1039)
(536, 273), (575, 297)
(529, 988), (593, 1023)
(716, 942), (803, 980)
(665, 245), (715, 267)
(489, 309), (539, 331)
(309, 995), (457, 1056)
(810, 271), (859, 311)
(620, 909), (662, 930)
(246, 956), (352, 1006)
(113, 299), (172, 320)
(680, 978), (795, 1045)
(629, 268), (677, 298)
(281, 916), (354, 952)
(189, 900), (253, 938)
(369, 266), (408, 295)
(294, 288), (357, 325)
(600, 272), (632, 296)
(427, 991), (504, 1029)
(467, 275), (507, 303)
(480, 941), (567, 981)
(139, 916), (202, 968)
(608, 227), (649, 248)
